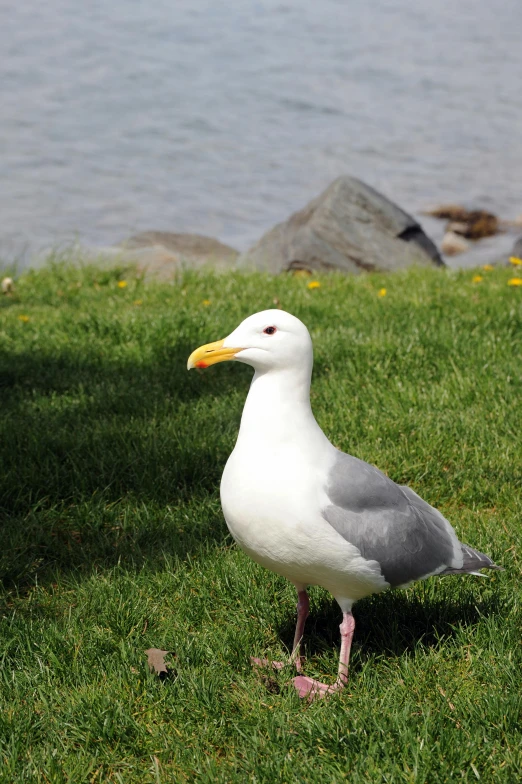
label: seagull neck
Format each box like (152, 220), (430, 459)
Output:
(238, 367), (315, 441)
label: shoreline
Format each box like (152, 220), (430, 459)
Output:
(1, 227), (517, 279)
(2, 182), (520, 277)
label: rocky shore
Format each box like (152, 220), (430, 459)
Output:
(31, 177), (522, 281)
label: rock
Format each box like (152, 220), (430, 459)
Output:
(441, 231), (470, 256)
(423, 205), (500, 239)
(121, 231), (238, 263)
(39, 233), (239, 281)
(237, 177), (443, 274)
(446, 222), (470, 236)
(447, 212), (499, 239)
(119, 232), (239, 280)
(423, 205), (472, 222)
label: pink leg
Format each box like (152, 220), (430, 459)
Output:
(293, 611), (355, 700)
(251, 589), (309, 672)
(290, 590), (310, 671)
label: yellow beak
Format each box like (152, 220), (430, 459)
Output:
(187, 339), (241, 370)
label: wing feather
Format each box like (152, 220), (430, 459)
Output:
(322, 451), (460, 586)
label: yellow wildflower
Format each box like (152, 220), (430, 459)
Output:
(377, 288), (387, 297)
(117, 280), (128, 288)
(18, 315), (30, 322)
(202, 299), (211, 306)
(507, 278), (522, 286)
(133, 299), (143, 306)
(308, 281), (321, 290)
(482, 264), (494, 271)
(472, 275), (483, 283)
(509, 256), (522, 266)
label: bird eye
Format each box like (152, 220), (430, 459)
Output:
(263, 326), (277, 335)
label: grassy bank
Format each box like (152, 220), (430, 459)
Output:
(0, 260), (521, 782)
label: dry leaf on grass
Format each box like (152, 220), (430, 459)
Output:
(145, 648), (170, 677)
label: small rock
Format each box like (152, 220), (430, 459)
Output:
(441, 231), (470, 256)
(446, 222), (469, 236)
(424, 205), (499, 239)
(449, 211), (499, 239)
(119, 232), (239, 280)
(423, 205), (472, 222)
(73, 233), (239, 281)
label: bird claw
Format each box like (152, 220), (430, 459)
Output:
(293, 675), (342, 701)
(252, 659), (343, 700)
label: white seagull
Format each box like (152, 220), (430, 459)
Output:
(187, 310), (500, 699)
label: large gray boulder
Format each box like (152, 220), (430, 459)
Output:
(237, 177), (443, 274)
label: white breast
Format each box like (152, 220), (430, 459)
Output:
(220, 439), (388, 602)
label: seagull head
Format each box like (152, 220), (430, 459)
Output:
(187, 309), (313, 374)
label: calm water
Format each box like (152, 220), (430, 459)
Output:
(2, 0), (521, 268)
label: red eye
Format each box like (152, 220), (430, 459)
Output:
(263, 326), (277, 335)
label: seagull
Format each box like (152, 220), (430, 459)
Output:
(187, 309), (500, 699)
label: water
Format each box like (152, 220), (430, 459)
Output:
(2, 0), (521, 268)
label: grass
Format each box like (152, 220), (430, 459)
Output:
(0, 258), (520, 782)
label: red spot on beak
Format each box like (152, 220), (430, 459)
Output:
(195, 360), (208, 368)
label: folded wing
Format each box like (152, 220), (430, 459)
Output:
(322, 451), (499, 587)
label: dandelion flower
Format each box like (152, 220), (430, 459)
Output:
(472, 275), (483, 283)
(202, 299), (211, 306)
(509, 256), (522, 266)
(133, 299), (143, 306)
(117, 280), (128, 288)
(18, 314), (30, 322)
(377, 288), (387, 297)
(508, 277), (522, 286)
(482, 264), (494, 272)
(308, 281), (321, 290)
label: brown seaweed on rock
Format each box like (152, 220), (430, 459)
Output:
(423, 206), (499, 239)
(423, 205), (472, 222)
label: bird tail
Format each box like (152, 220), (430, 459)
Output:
(440, 544), (503, 577)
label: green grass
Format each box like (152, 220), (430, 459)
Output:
(0, 259), (521, 783)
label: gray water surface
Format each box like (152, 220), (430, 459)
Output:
(2, 0), (521, 267)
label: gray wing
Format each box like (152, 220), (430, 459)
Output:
(322, 450), (460, 587)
